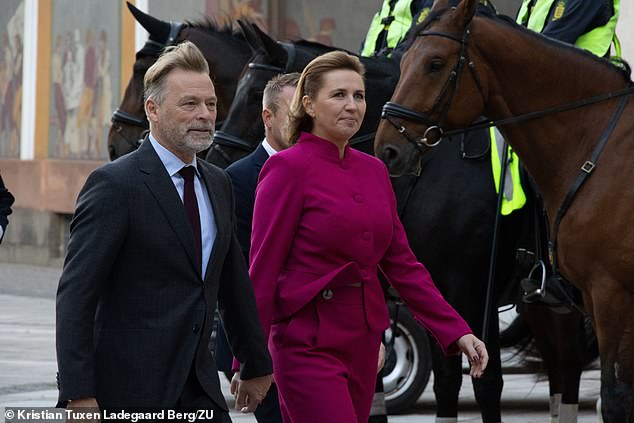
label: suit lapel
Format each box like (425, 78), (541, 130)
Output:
(253, 144), (269, 173)
(137, 139), (201, 275)
(197, 160), (229, 283)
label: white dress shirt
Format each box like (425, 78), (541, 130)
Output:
(148, 135), (216, 278)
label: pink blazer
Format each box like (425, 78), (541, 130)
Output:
(250, 132), (471, 355)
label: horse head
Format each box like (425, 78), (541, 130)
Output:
(374, 0), (489, 176)
(213, 21), (400, 163)
(208, 21), (307, 166)
(108, 2), (251, 161)
(212, 21), (285, 151)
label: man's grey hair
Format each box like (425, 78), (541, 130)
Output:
(262, 72), (300, 114)
(144, 41), (210, 105)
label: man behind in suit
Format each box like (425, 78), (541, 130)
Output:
(225, 72), (299, 423)
(0, 172), (15, 243)
(56, 41), (272, 421)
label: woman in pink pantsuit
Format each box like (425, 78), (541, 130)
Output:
(239, 51), (488, 423)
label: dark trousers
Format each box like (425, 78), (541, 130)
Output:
(254, 383), (283, 423)
(175, 366), (232, 423)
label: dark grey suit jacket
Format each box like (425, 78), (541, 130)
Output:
(0, 173), (14, 243)
(225, 143), (269, 260)
(56, 139), (272, 409)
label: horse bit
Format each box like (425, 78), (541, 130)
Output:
(381, 19), (485, 151)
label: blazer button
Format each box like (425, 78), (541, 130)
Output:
(353, 194), (363, 203)
(321, 289), (334, 300)
(362, 231), (371, 241)
(193, 324), (201, 333)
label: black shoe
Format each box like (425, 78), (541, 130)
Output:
(521, 276), (574, 314)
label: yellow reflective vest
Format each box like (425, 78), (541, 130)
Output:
(516, 0), (620, 58)
(490, 128), (526, 215)
(361, 0), (414, 57)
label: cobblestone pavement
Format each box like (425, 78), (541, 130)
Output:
(0, 263), (601, 422)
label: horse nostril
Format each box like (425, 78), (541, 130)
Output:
(380, 145), (401, 169)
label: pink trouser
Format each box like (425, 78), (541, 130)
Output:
(269, 285), (383, 423)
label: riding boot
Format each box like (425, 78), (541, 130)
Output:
(521, 274), (575, 314)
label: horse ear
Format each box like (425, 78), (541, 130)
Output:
(251, 23), (283, 61)
(126, 1), (171, 43)
(457, 0), (478, 27)
(238, 20), (261, 52)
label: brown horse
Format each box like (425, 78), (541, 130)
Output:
(107, 2), (252, 161)
(374, 0), (634, 421)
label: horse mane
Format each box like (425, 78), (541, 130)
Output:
(184, 16), (245, 39)
(293, 39), (352, 55)
(402, 5), (631, 82)
(479, 11), (632, 81)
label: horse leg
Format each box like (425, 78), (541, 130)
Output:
(553, 310), (585, 423)
(430, 342), (462, 422)
(521, 305), (575, 422)
(472, 311), (503, 423)
(589, 284), (634, 422)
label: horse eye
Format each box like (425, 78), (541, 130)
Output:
(429, 59), (445, 73)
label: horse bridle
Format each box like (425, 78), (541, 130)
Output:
(211, 42), (297, 155)
(214, 42), (380, 154)
(381, 23), (486, 151)
(110, 21), (184, 150)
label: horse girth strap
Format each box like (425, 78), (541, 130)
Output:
(549, 85), (632, 271)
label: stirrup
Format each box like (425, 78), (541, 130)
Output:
(521, 261), (546, 303)
(521, 262), (572, 314)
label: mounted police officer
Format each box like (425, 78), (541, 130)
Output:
(517, 0), (620, 58)
(360, 0), (435, 58)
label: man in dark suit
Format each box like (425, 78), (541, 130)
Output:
(0, 172), (15, 244)
(224, 72), (299, 423)
(56, 41), (272, 421)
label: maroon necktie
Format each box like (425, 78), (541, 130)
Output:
(178, 166), (202, 267)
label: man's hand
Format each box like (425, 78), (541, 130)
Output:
(67, 397), (100, 423)
(232, 373), (273, 413)
(456, 334), (489, 378)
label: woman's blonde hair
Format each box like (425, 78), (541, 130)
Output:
(287, 50), (365, 145)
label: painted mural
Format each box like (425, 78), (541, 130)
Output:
(0, 0), (24, 158)
(49, 1), (119, 160)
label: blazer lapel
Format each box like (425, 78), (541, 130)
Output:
(137, 139), (201, 275)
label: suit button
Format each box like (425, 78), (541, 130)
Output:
(362, 231), (371, 241)
(353, 194), (363, 203)
(321, 289), (334, 300)
(193, 324), (200, 333)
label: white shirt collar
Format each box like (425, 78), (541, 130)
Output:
(148, 133), (198, 176)
(262, 138), (277, 157)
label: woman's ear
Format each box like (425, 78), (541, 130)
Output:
(302, 95), (314, 118)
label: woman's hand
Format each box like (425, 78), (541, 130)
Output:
(456, 334), (488, 378)
(377, 342), (386, 373)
